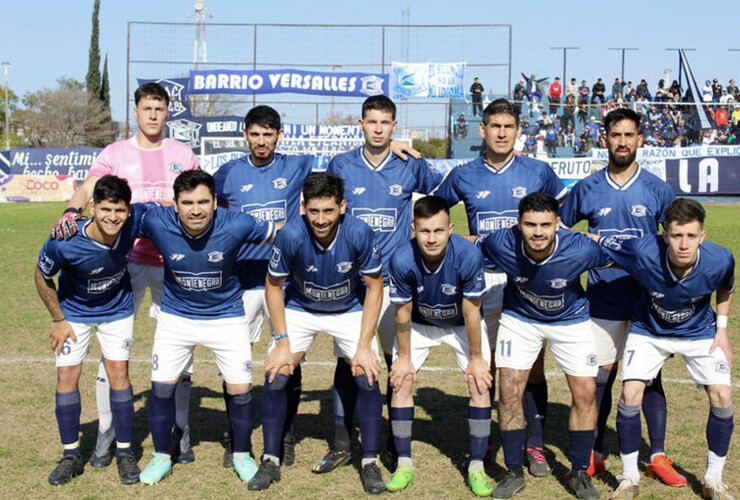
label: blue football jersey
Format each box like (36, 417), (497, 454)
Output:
(477, 227), (612, 325)
(599, 235), (735, 340)
(37, 203), (151, 322)
(559, 166), (675, 320)
(389, 234), (486, 327)
(268, 213), (382, 314)
(139, 206), (274, 320)
(432, 155), (567, 236)
(214, 153), (313, 289)
(327, 148), (442, 282)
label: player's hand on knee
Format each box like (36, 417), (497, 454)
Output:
(51, 209), (87, 240)
(389, 356), (416, 391)
(50, 321), (76, 355)
(465, 357), (493, 395)
(710, 328), (733, 368)
(264, 346), (294, 383)
(351, 347), (380, 386)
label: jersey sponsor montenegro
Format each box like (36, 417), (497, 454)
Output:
(268, 214), (382, 314)
(599, 235), (735, 340)
(214, 153), (313, 289)
(432, 155), (566, 270)
(139, 206), (274, 320)
(477, 227), (612, 325)
(389, 234), (486, 327)
(327, 148), (441, 282)
(87, 137), (200, 267)
(37, 203), (152, 322)
(559, 166), (675, 320)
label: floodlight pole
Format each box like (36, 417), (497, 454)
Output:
(2, 62), (9, 151)
(608, 48), (638, 81)
(550, 47), (579, 87)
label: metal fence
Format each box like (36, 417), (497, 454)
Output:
(126, 22), (512, 137)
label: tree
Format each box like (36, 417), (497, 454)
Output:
(16, 77), (113, 148)
(86, 0), (101, 99)
(100, 54), (110, 109)
(0, 86), (20, 147)
(412, 138), (447, 158)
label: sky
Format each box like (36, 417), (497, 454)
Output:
(2, 0), (738, 123)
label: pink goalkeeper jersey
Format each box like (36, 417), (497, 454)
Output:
(87, 136), (200, 266)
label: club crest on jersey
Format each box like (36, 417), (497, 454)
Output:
(272, 177), (288, 190)
(169, 162), (183, 174)
(208, 251), (224, 263)
(89, 266), (104, 275)
(352, 187), (366, 196)
(512, 186), (527, 199)
(240, 184), (254, 193)
(169, 253), (185, 261)
(715, 360), (730, 374)
(336, 261), (353, 273)
(586, 353), (598, 367)
(549, 278), (568, 289)
(38, 253), (55, 276)
(269, 247), (282, 269)
(389, 184), (403, 197)
(597, 207), (612, 217)
(476, 190), (490, 199)
(630, 204), (647, 217)
(440, 284), (458, 296)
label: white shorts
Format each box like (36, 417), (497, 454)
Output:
(279, 308), (379, 361)
(242, 288), (268, 344)
(591, 318), (630, 365)
(495, 313), (599, 377)
(622, 333), (732, 387)
(56, 315), (134, 367)
(334, 285), (391, 357)
(129, 262), (163, 319)
(482, 271), (506, 347)
(151, 312), (252, 385)
(393, 320), (491, 372)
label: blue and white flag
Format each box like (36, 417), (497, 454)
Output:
(678, 50), (715, 131)
(137, 78), (191, 118)
(392, 62), (466, 99)
(188, 69), (387, 98)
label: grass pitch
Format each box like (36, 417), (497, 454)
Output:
(0, 201), (738, 499)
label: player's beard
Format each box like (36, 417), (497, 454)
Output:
(608, 147), (637, 170)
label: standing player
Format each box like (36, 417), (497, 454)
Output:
(432, 98), (567, 475)
(386, 196), (493, 496)
(36, 176), (147, 485)
(478, 193), (610, 500)
(559, 107), (680, 483)
(318, 95), (441, 472)
(594, 199), (735, 500)
(136, 170), (277, 485)
(51, 82), (200, 466)
(250, 173), (386, 494)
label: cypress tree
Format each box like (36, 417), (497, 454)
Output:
(86, 0), (101, 98)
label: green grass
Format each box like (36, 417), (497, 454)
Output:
(0, 201), (738, 499)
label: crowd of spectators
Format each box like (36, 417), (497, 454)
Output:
(488, 75), (740, 155)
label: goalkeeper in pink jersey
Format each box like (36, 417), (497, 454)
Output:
(51, 82), (200, 467)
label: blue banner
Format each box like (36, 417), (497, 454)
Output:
(392, 62), (466, 99)
(137, 78), (192, 118)
(665, 156), (740, 195)
(0, 148), (101, 182)
(188, 69), (388, 97)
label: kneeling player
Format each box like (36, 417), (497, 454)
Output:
(256, 173), (386, 494)
(386, 196), (493, 496)
(595, 198), (735, 500)
(36, 176), (148, 485)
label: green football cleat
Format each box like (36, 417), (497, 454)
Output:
(386, 464), (415, 492)
(468, 469), (494, 497)
(140, 452), (172, 485)
(233, 453), (259, 482)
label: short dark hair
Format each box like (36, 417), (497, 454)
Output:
(413, 196), (450, 220)
(134, 82), (169, 106)
(92, 175), (132, 206)
(173, 170), (214, 200)
(482, 98), (520, 126)
(518, 192), (559, 217)
(362, 95), (396, 120)
(664, 198), (705, 228)
(302, 172), (344, 205)
(244, 105), (281, 131)
(603, 107), (641, 134)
